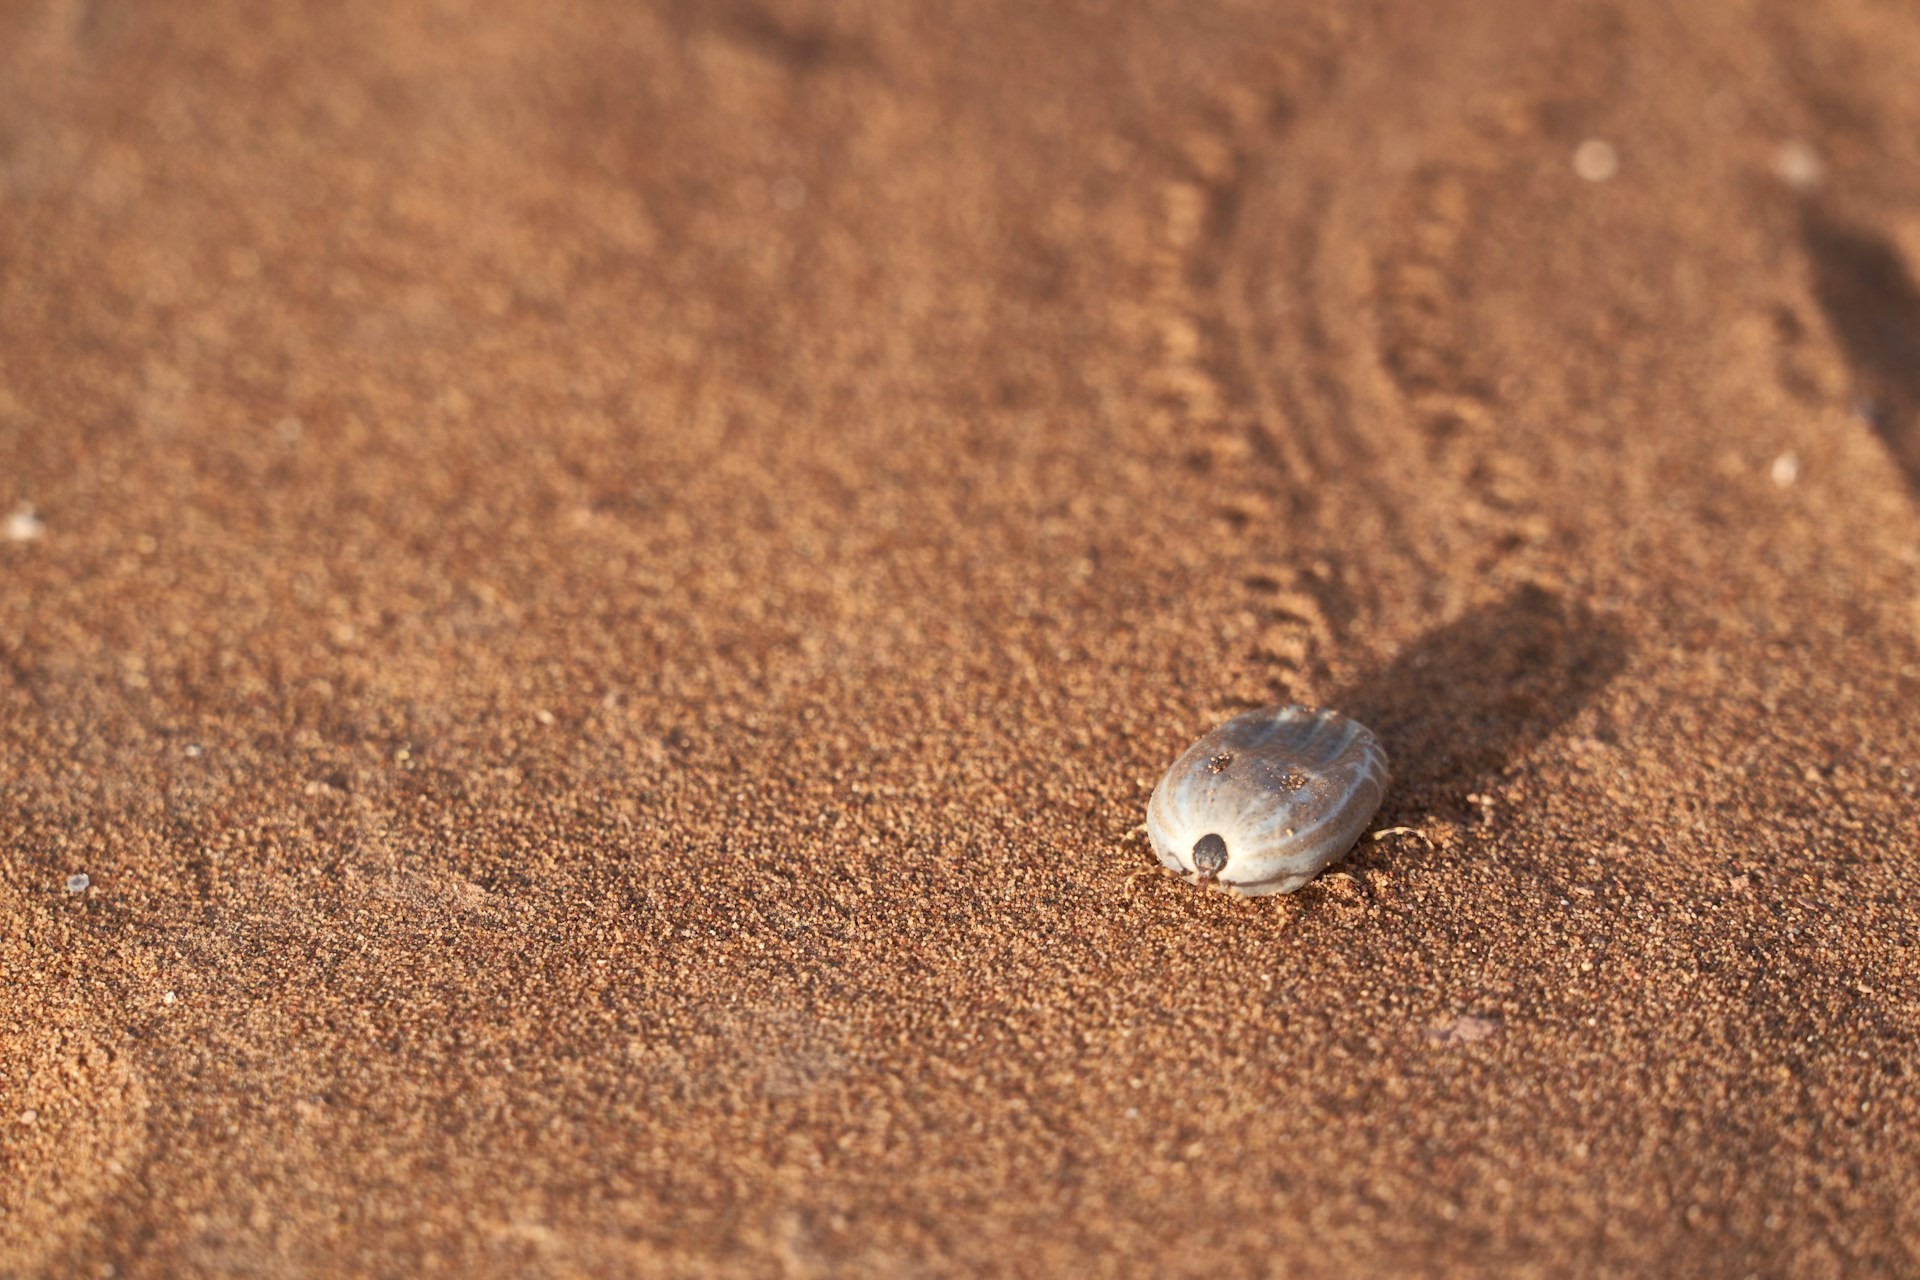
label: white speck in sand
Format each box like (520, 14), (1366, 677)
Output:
(1774, 140), (1823, 190)
(66, 873), (91, 894)
(4, 505), (45, 542)
(1426, 1013), (1504, 1045)
(1771, 452), (1800, 487)
(1572, 139), (1620, 183)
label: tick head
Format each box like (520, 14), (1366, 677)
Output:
(1191, 832), (1228, 879)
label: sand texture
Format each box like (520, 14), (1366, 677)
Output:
(4, 1), (1920, 1275)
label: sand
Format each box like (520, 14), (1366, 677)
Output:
(3, 1), (1919, 1275)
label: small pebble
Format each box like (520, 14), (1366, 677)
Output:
(66, 873), (91, 893)
(1572, 139), (1620, 183)
(3, 505), (44, 542)
(1773, 140), (1823, 190)
(1426, 1014), (1503, 1045)
(1771, 452), (1800, 487)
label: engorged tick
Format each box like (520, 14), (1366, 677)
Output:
(1145, 705), (1390, 896)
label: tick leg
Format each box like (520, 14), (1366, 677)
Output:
(1119, 866), (1160, 901)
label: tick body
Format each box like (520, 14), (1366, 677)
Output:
(1146, 705), (1389, 896)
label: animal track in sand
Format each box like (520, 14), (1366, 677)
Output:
(1124, 43), (1350, 707)
(1120, 17), (1609, 689)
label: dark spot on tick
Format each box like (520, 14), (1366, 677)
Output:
(1208, 753), (1233, 774)
(1192, 833), (1228, 876)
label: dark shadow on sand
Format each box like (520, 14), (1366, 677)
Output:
(1802, 210), (1920, 492)
(1332, 584), (1629, 817)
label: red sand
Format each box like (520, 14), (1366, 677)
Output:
(4, 2), (1919, 1275)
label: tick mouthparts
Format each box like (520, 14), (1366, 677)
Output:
(1192, 833), (1229, 877)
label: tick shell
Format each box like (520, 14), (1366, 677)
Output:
(1146, 705), (1389, 896)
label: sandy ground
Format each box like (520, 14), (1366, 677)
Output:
(4, 1), (1920, 1275)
